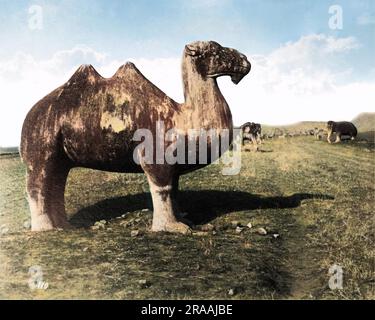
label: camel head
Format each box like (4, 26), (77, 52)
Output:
(327, 121), (334, 131)
(184, 41), (251, 84)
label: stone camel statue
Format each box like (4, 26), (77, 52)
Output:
(21, 41), (251, 234)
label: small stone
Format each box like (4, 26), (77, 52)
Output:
(120, 221), (129, 227)
(23, 220), (31, 229)
(231, 221), (240, 227)
(273, 233), (280, 239)
(257, 227), (267, 235)
(121, 214), (127, 218)
(244, 242), (252, 249)
(201, 223), (215, 232)
(212, 230), (217, 236)
(235, 226), (243, 234)
(138, 279), (149, 288)
(0, 225), (9, 235)
(193, 231), (207, 236)
(228, 288), (235, 296)
(131, 230), (140, 237)
(82, 247), (89, 252)
(247, 222), (253, 229)
(135, 218), (141, 223)
(94, 220), (107, 229)
(141, 209), (149, 212)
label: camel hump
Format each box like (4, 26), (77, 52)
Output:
(113, 62), (143, 79)
(67, 64), (103, 85)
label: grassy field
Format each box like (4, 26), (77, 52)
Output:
(0, 136), (374, 300)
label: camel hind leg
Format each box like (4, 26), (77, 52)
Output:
(335, 134), (341, 143)
(26, 158), (71, 231)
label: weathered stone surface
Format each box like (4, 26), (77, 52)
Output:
(326, 121), (357, 143)
(20, 41), (250, 234)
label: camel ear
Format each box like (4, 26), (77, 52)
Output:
(185, 44), (200, 57)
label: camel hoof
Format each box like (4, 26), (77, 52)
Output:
(31, 216), (72, 232)
(31, 215), (54, 232)
(151, 222), (192, 235)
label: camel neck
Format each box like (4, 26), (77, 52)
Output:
(181, 57), (232, 130)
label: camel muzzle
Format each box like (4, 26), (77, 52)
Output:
(230, 58), (251, 84)
(231, 73), (246, 84)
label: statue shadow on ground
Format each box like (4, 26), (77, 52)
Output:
(69, 190), (334, 298)
(70, 190), (334, 228)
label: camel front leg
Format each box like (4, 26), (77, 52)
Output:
(250, 134), (259, 152)
(327, 130), (332, 144)
(147, 175), (191, 234)
(26, 161), (71, 231)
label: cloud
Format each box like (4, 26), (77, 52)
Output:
(357, 12), (375, 25)
(0, 34), (374, 146)
(0, 46), (108, 147)
(222, 34), (373, 125)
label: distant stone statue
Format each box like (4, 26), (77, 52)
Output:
(326, 121), (357, 143)
(240, 122), (262, 151)
(21, 41), (251, 234)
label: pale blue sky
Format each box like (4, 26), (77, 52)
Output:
(0, 0), (374, 146)
(0, 0), (374, 79)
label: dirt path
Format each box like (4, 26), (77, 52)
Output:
(264, 139), (328, 298)
(267, 138), (374, 299)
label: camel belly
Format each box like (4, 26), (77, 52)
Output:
(62, 125), (142, 172)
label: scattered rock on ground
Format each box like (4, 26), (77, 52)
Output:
(231, 221), (240, 227)
(120, 221), (129, 227)
(228, 288), (235, 296)
(23, 220), (31, 229)
(131, 230), (140, 237)
(138, 279), (150, 288)
(92, 220), (107, 230)
(244, 242), (252, 249)
(193, 231), (208, 237)
(201, 223), (215, 232)
(235, 226), (243, 234)
(0, 225), (9, 235)
(247, 222), (253, 229)
(257, 227), (267, 235)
